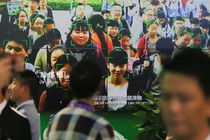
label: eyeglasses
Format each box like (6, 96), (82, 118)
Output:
(6, 45), (22, 52)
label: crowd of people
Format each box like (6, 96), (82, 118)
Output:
(0, 0), (210, 139)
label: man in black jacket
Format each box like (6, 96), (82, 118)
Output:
(0, 53), (31, 140)
(133, 38), (174, 97)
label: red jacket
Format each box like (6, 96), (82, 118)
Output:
(137, 34), (149, 58)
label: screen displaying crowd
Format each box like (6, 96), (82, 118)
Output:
(1, 0), (210, 112)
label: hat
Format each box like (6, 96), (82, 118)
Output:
(156, 38), (174, 54)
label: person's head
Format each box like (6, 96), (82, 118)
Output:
(55, 54), (77, 90)
(199, 4), (208, 13)
(146, 19), (159, 37)
(39, 0), (47, 9)
(9, 70), (39, 105)
(50, 46), (65, 70)
(43, 17), (55, 33)
(150, 0), (160, 13)
(173, 16), (185, 32)
(101, 9), (111, 20)
(106, 19), (119, 38)
(110, 3), (122, 21)
(4, 32), (29, 57)
(46, 28), (62, 48)
(16, 9), (28, 25)
(75, 3), (85, 18)
(66, 20), (91, 47)
(108, 47), (128, 79)
(143, 8), (154, 23)
(190, 17), (199, 28)
(34, 14), (45, 32)
(202, 11), (210, 21)
(176, 27), (192, 47)
(118, 28), (131, 50)
(190, 28), (204, 48)
(156, 11), (166, 25)
(160, 49), (210, 139)
(28, 0), (40, 12)
(200, 18), (210, 35)
(156, 37), (174, 65)
(29, 12), (38, 30)
(88, 14), (105, 33)
(79, 0), (88, 5)
(70, 59), (103, 100)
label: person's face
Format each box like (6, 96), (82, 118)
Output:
(109, 63), (127, 79)
(103, 13), (111, 20)
(147, 24), (158, 37)
(80, 0), (88, 5)
(48, 39), (61, 48)
(143, 10), (154, 22)
(119, 36), (131, 50)
(107, 26), (119, 38)
(71, 28), (89, 46)
(157, 18), (165, 25)
(159, 52), (172, 65)
(5, 41), (27, 57)
(29, 0), (39, 11)
(191, 24), (199, 28)
(201, 27), (209, 35)
(190, 35), (203, 48)
(44, 24), (55, 33)
(76, 6), (85, 18)
(174, 20), (184, 31)
(111, 6), (122, 20)
(57, 64), (71, 90)
(18, 11), (27, 23)
(9, 79), (25, 103)
(34, 17), (44, 32)
(51, 49), (65, 70)
(40, 0), (47, 8)
(160, 72), (210, 138)
(178, 33), (191, 47)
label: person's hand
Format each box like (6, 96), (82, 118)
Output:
(144, 60), (150, 69)
(0, 58), (12, 89)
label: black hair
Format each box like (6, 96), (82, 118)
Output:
(70, 59), (102, 99)
(177, 27), (191, 37)
(162, 49), (210, 97)
(54, 53), (78, 71)
(88, 14), (108, 56)
(202, 11), (210, 17)
(34, 14), (45, 21)
(30, 0), (40, 3)
(66, 20), (92, 48)
(118, 28), (131, 40)
(156, 11), (166, 19)
(106, 19), (119, 27)
(190, 17), (199, 24)
(44, 17), (55, 26)
(146, 18), (158, 29)
(101, 9), (110, 15)
(6, 31), (30, 51)
(30, 12), (38, 24)
(156, 37), (174, 54)
(151, 0), (160, 5)
(108, 47), (128, 65)
(200, 4), (208, 12)
(191, 28), (204, 38)
(46, 28), (61, 43)
(174, 16), (185, 22)
(15, 70), (39, 98)
(200, 18), (210, 28)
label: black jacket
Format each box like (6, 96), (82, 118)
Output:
(0, 104), (31, 140)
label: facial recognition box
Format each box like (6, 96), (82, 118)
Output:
(7, 1), (22, 16)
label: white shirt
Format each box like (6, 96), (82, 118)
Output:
(16, 100), (34, 111)
(0, 100), (7, 115)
